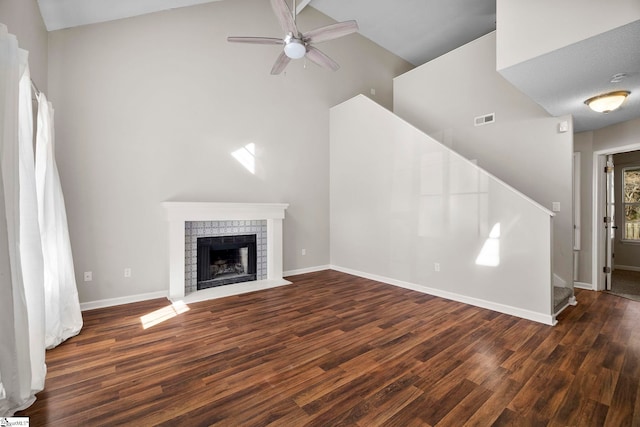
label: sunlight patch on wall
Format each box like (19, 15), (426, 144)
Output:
(232, 143), (256, 174)
(140, 300), (190, 329)
(476, 223), (501, 267)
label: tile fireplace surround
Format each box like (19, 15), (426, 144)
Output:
(163, 202), (290, 303)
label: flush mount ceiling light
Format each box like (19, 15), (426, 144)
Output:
(585, 90), (630, 113)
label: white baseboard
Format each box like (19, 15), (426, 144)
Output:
(80, 291), (169, 311)
(80, 268), (328, 311)
(329, 265), (555, 326)
(284, 265), (330, 277)
(615, 265), (640, 272)
(573, 281), (594, 290)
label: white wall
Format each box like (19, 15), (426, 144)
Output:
(613, 150), (640, 269)
(330, 95), (555, 324)
(47, 0), (413, 304)
(0, 0), (48, 90)
(574, 116), (640, 286)
(573, 132), (594, 285)
(496, 0), (640, 70)
(393, 32), (574, 287)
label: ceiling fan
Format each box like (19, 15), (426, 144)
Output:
(227, 0), (358, 75)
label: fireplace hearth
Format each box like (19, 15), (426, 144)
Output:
(197, 234), (257, 290)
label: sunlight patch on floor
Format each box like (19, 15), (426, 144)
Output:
(140, 300), (190, 329)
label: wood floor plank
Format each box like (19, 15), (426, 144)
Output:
(16, 270), (640, 425)
(420, 378), (478, 425)
(463, 377), (523, 426)
(434, 384), (493, 426)
(605, 373), (638, 426)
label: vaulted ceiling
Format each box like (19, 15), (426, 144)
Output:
(36, 0), (639, 132)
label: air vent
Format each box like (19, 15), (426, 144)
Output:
(474, 113), (495, 127)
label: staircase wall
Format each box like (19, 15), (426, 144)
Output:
(330, 95), (555, 324)
(393, 32), (574, 292)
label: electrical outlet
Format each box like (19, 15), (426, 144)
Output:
(124, 268), (131, 278)
(434, 263), (440, 272)
(301, 249), (306, 256)
(84, 271), (92, 282)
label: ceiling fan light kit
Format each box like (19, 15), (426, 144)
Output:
(227, 0), (358, 74)
(585, 90), (630, 113)
(284, 37), (306, 59)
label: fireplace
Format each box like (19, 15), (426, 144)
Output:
(197, 234), (257, 290)
(163, 202), (289, 302)
(185, 220), (267, 294)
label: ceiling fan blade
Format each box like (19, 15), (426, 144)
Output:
(303, 21), (358, 44)
(270, 0), (298, 36)
(305, 46), (339, 71)
(271, 51), (292, 75)
(227, 36), (283, 45)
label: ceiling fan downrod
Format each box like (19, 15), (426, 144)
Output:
(292, 0), (297, 27)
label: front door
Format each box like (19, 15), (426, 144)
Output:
(604, 155), (615, 290)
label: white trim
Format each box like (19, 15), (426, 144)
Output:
(175, 278), (292, 304)
(295, 0), (312, 14)
(80, 291), (168, 311)
(614, 265), (640, 272)
(621, 165), (640, 243)
(284, 265), (330, 277)
(574, 152), (581, 250)
(162, 202), (289, 300)
(574, 281), (594, 290)
(592, 153), (607, 291)
(592, 142), (640, 292)
(80, 278), (296, 311)
(162, 202), (289, 222)
(329, 265), (555, 326)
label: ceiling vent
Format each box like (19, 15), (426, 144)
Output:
(474, 113), (495, 126)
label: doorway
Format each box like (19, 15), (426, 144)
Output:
(593, 145), (640, 296)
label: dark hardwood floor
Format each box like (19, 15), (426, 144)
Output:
(18, 270), (640, 426)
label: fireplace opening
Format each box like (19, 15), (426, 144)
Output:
(197, 234), (257, 290)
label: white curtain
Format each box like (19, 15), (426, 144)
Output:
(0, 24), (46, 416)
(18, 51), (46, 394)
(0, 23), (83, 416)
(35, 92), (83, 348)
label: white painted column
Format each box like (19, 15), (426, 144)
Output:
(168, 219), (186, 299)
(267, 218), (284, 280)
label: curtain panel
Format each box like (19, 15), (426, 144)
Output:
(0, 23), (83, 416)
(0, 23), (46, 416)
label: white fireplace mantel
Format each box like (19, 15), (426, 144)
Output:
(163, 202), (290, 302)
